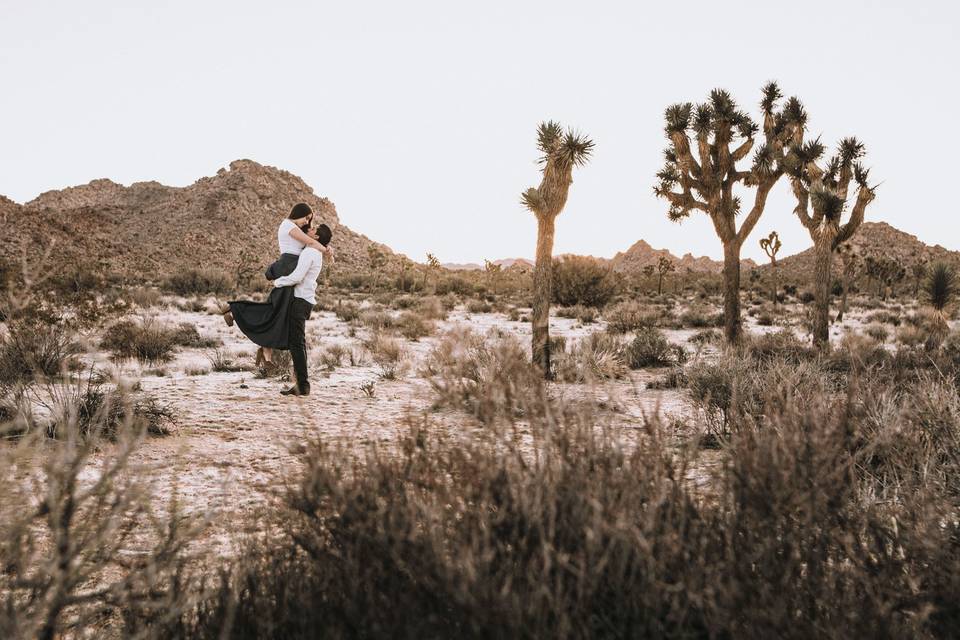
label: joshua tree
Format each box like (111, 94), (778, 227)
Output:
(924, 262), (956, 329)
(911, 257), (928, 298)
(642, 264), (656, 293)
(835, 242), (859, 322)
(367, 246), (387, 287)
(425, 253), (441, 292)
(521, 121), (594, 376)
(655, 83), (806, 343)
(788, 135), (877, 350)
(656, 256), (675, 295)
(484, 259), (503, 294)
(759, 231), (782, 305)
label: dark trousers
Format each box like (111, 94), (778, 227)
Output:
(288, 298), (313, 389)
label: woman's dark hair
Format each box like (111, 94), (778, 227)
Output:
(289, 202), (313, 220)
(315, 223), (333, 247)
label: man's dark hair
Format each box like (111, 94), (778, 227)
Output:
(315, 223), (332, 247)
(289, 202), (313, 219)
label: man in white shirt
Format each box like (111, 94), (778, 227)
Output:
(272, 223), (333, 396)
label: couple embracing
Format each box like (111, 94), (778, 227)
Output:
(223, 202), (333, 397)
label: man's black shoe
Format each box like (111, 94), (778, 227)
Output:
(281, 384), (310, 397)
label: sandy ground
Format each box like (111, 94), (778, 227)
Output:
(14, 295), (937, 552)
(54, 302), (689, 548)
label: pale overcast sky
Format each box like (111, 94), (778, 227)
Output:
(1, 1), (957, 264)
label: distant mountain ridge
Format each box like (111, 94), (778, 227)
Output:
(442, 258), (534, 271)
(756, 221), (960, 281)
(610, 239), (757, 274)
(1, 160), (395, 281)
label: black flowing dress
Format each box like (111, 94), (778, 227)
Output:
(227, 253), (300, 349)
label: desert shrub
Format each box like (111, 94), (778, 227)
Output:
(798, 290), (815, 304)
(466, 299), (493, 314)
(206, 348), (250, 373)
(101, 318), (177, 364)
(866, 310), (902, 326)
(825, 334), (892, 374)
(743, 330), (813, 364)
(624, 326), (685, 369)
(680, 305), (724, 328)
(170, 322), (220, 348)
(551, 256), (619, 308)
(47, 261), (104, 299)
(416, 296), (448, 321)
(0, 384), (201, 638)
(556, 304), (598, 324)
(435, 276), (472, 296)
(686, 355), (831, 436)
(46, 381), (176, 440)
(553, 331), (627, 383)
(316, 343), (349, 371)
(334, 301), (361, 322)
(359, 309), (396, 331)
(0, 319), (79, 384)
(604, 300), (658, 333)
(864, 323), (889, 343)
(365, 332), (408, 379)
(392, 295), (419, 310)
(164, 268), (232, 296)
(397, 311), (434, 341)
(646, 367), (687, 390)
(421, 328), (545, 424)
(507, 307), (521, 322)
(689, 329), (722, 346)
(755, 312), (774, 326)
(129, 286), (163, 308)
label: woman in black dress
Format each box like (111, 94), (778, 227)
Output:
(222, 203), (333, 369)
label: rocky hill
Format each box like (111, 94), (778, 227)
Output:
(610, 239), (757, 274)
(0, 160), (394, 282)
(442, 258), (534, 271)
(756, 222), (960, 281)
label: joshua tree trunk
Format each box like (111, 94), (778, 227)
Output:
(722, 241), (742, 343)
(836, 279), (849, 322)
(531, 215), (555, 375)
(771, 269), (778, 306)
(811, 236), (834, 350)
(657, 273), (664, 295)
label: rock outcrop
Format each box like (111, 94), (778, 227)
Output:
(610, 239), (756, 275)
(1, 160), (393, 281)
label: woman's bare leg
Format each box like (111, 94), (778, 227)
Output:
(263, 347), (273, 362)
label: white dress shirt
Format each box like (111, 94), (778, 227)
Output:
(273, 247), (323, 304)
(277, 219), (306, 255)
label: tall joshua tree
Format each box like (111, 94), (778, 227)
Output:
(522, 121), (594, 376)
(911, 257), (928, 298)
(759, 230), (782, 305)
(425, 252), (441, 292)
(656, 256), (675, 295)
(788, 136), (877, 349)
(642, 264), (656, 293)
(655, 83), (806, 343)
